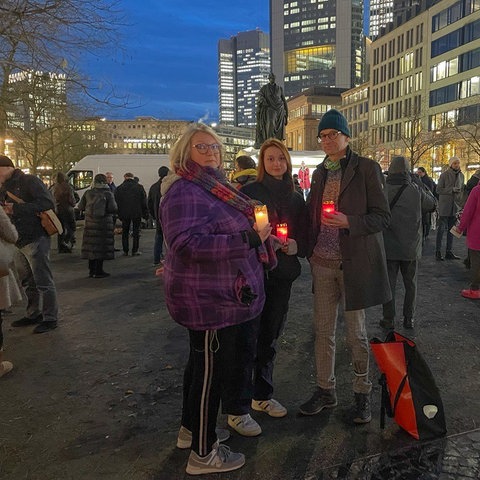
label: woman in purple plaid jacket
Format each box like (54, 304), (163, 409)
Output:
(159, 123), (274, 475)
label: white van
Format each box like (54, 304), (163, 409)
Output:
(67, 153), (170, 200)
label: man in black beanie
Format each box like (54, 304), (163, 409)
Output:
(299, 109), (391, 424)
(148, 166), (170, 265)
(0, 155), (59, 334)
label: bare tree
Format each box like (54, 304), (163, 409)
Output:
(452, 121), (480, 158)
(0, 0), (127, 155)
(385, 108), (452, 171)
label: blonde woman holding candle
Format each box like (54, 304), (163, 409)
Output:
(238, 138), (308, 420)
(159, 123), (276, 475)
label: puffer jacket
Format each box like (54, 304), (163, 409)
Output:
(159, 172), (266, 331)
(78, 184), (117, 260)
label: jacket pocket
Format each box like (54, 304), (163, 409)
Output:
(234, 269), (258, 306)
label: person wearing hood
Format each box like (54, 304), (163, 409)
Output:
(159, 123), (276, 475)
(78, 174), (117, 278)
(231, 155), (257, 190)
(381, 156), (437, 330)
(299, 109), (390, 425)
(435, 156), (464, 261)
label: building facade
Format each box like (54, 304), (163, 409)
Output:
(368, 0), (480, 176)
(270, 0), (365, 98)
(218, 29), (270, 127)
(285, 86), (345, 151)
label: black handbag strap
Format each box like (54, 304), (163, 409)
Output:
(389, 184), (408, 209)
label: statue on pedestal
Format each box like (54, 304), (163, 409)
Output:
(254, 72), (288, 148)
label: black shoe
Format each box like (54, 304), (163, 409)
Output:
(12, 314), (43, 327)
(445, 251), (460, 260)
(33, 321), (57, 334)
(92, 272), (110, 278)
(132, 251), (142, 256)
(122, 252), (129, 256)
(299, 387), (337, 416)
(403, 317), (414, 329)
(353, 392), (372, 424)
(435, 251), (444, 261)
(379, 318), (394, 329)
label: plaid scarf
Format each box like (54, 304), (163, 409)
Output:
(178, 160), (277, 269)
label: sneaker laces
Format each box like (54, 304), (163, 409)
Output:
(216, 444), (232, 463)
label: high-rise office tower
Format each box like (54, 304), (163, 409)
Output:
(369, 1), (426, 38)
(270, 0), (365, 98)
(218, 29), (270, 127)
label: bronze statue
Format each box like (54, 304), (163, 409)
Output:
(254, 73), (288, 148)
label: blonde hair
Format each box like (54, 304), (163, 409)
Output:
(256, 138), (293, 188)
(169, 123), (224, 172)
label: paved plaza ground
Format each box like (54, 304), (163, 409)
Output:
(0, 227), (479, 479)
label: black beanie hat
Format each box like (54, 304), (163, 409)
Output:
(317, 109), (351, 138)
(158, 166), (169, 178)
(0, 155), (14, 167)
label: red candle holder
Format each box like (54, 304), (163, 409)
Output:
(322, 201), (335, 214)
(276, 223), (288, 244)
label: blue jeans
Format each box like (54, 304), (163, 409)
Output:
(17, 236), (58, 323)
(153, 228), (164, 264)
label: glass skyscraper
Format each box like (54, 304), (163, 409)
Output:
(218, 29), (270, 127)
(270, 0), (365, 98)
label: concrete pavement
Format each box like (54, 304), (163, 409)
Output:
(0, 226), (479, 479)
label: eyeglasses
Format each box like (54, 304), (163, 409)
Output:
(317, 131), (343, 143)
(193, 143), (221, 154)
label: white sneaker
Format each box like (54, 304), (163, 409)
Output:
(176, 425), (230, 449)
(186, 442), (245, 475)
(227, 414), (262, 437)
(252, 398), (288, 418)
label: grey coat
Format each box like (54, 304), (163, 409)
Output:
(436, 167), (464, 216)
(383, 173), (437, 261)
(78, 185), (117, 260)
(307, 147), (391, 311)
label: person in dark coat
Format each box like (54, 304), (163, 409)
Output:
(416, 166), (436, 242)
(115, 172), (148, 256)
(147, 166), (169, 265)
(78, 174), (117, 278)
(299, 109), (391, 424)
(239, 138), (308, 422)
(50, 171), (79, 253)
(0, 155), (59, 334)
(382, 157), (437, 330)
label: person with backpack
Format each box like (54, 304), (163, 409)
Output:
(382, 157), (437, 330)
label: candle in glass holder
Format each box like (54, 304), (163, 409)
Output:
(322, 200), (335, 214)
(276, 223), (288, 244)
(254, 205), (269, 229)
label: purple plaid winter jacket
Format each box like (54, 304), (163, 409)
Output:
(159, 175), (266, 331)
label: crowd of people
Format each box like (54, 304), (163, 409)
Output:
(1, 109), (479, 474)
